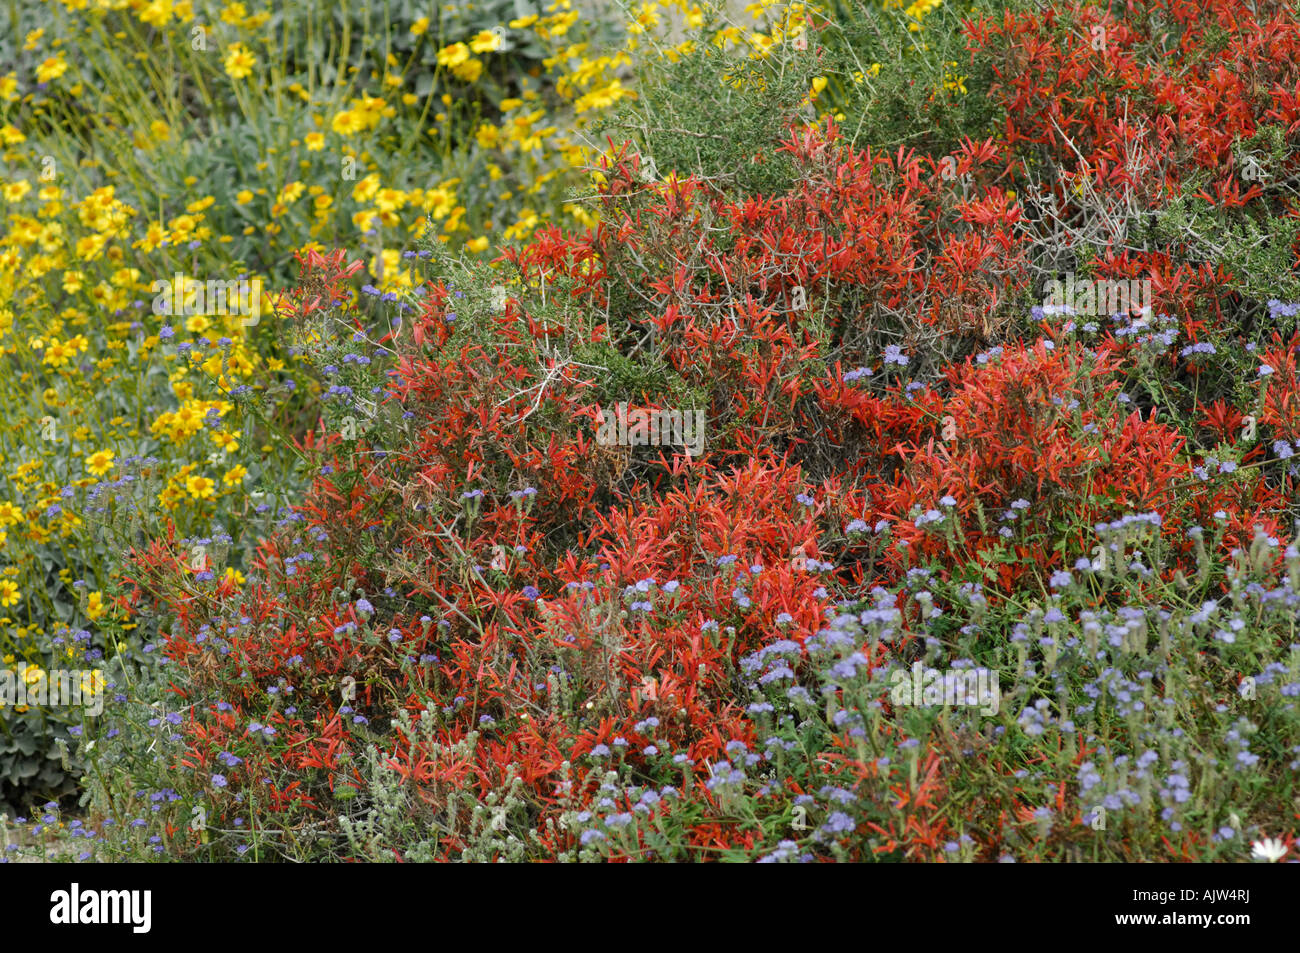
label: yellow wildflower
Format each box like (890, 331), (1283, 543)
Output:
(85, 450), (115, 477)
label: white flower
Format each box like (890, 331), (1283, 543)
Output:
(1251, 838), (1288, 862)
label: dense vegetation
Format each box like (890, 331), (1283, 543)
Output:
(2, 0), (1298, 863)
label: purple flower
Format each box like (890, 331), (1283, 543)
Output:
(822, 812), (856, 834)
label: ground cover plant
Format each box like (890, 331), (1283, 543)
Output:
(1, 0), (1299, 864)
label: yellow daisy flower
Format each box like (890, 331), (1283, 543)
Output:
(224, 43), (256, 80)
(185, 475), (216, 499)
(85, 450), (115, 477)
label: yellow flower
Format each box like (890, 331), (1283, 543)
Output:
(36, 55), (69, 84)
(352, 173), (381, 204)
(42, 337), (78, 367)
(437, 42), (470, 68)
(0, 579), (20, 608)
(564, 203), (598, 228)
(222, 464), (248, 486)
(212, 429), (240, 452)
(86, 590), (106, 620)
(304, 132), (325, 151)
(185, 475), (216, 499)
(2, 179), (31, 203)
(410, 17), (430, 36)
(224, 43), (256, 80)
(466, 236), (489, 253)
(374, 188), (407, 213)
(0, 502), (22, 527)
(574, 79), (631, 113)
(331, 109), (365, 136)
(904, 0), (943, 30)
(504, 209), (539, 241)
(423, 182), (457, 218)
(222, 567), (246, 586)
(470, 30), (503, 53)
(627, 2), (661, 35)
(139, 0), (174, 28)
(452, 58), (484, 82)
(369, 248), (414, 290)
(85, 450), (115, 477)
(220, 2), (248, 25)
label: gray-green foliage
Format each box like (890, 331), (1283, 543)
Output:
(594, 0), (1014, 202)
(1153, 125), (1300, 306)
(0, 712), (80, 819)
(338, 717), (544, 862)
(593, 10), (817, 197)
